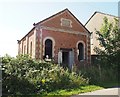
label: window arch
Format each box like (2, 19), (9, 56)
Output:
(45, 39), (53, 59)
(78, 43), (84, 61)
(76, 41), (85, 61)
(43, 37), (55, 59)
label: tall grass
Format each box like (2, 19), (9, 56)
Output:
(79, 65), (118, 85)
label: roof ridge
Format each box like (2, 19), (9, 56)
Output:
(35, 8), (90, 33)
(95, 11), (118, 18)
(85, 11), (97, 26)
(35, 8), (69, 25)
(18, 8), (69, 41)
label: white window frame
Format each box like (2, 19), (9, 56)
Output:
(43, 37), (55, 58)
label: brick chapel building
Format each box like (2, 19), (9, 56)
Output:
(18, 9), (91, 69)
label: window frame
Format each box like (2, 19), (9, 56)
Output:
(43, 37), (55, 59)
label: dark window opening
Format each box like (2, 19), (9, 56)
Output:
(78, 43), (84, 61)
(45, 39), (52, 59)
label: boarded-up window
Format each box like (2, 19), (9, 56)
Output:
(61, 18), (72, 27)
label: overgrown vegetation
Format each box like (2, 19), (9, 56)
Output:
(94, 17), (120, 70)
(84, 17), (119, 85)
(1, 54), (89, 95)
(1, 17), (119, 96)
(80, 66), (118, 85)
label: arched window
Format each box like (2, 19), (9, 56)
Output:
(30, 42), (32, 56)
(78, 43), (84, 61)
(45, 39), (52, 59)
(24, 45), (26, 54)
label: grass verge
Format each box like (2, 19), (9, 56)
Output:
(96, 81), (119, 88)
(41, 85), (103, 96)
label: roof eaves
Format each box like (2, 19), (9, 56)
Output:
(95, 11), (118, 18)
(85, 11), (119, 26)
(19, 27), (35, 42)
(67, 9), (91, 34)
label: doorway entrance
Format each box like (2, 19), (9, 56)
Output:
(62, 51), (69, 68)
(58, 48), (74, 70)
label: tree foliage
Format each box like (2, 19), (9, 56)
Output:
(94, 17), (120, 69)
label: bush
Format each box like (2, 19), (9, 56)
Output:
(80, 65), (118, 85)
(2, 54), (88, 95)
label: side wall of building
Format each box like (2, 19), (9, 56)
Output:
(18, 29), (36, 58)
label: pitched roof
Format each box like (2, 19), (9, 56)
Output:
(18, 8), (90, 42)
(35, 8), (68, 25)
(85, 11), (118, 26)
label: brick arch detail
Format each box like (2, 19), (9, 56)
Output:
(43, 37), (55, 58)
(76, 40), (85, 61)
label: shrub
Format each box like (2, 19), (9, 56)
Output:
(2, 54), (88, 95)
(80, 65), (118, 85)
(2, 54), (36, 95)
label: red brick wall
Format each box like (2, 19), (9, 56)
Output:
(40, 29), (89, 66)
(37, 10), (90, 66)
(40, 10), (87, 33)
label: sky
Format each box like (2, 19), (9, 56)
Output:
(0, 0), (119, 57)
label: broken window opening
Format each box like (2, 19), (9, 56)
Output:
(45, 39), (52, 59)
(78, 43), (84, 61)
